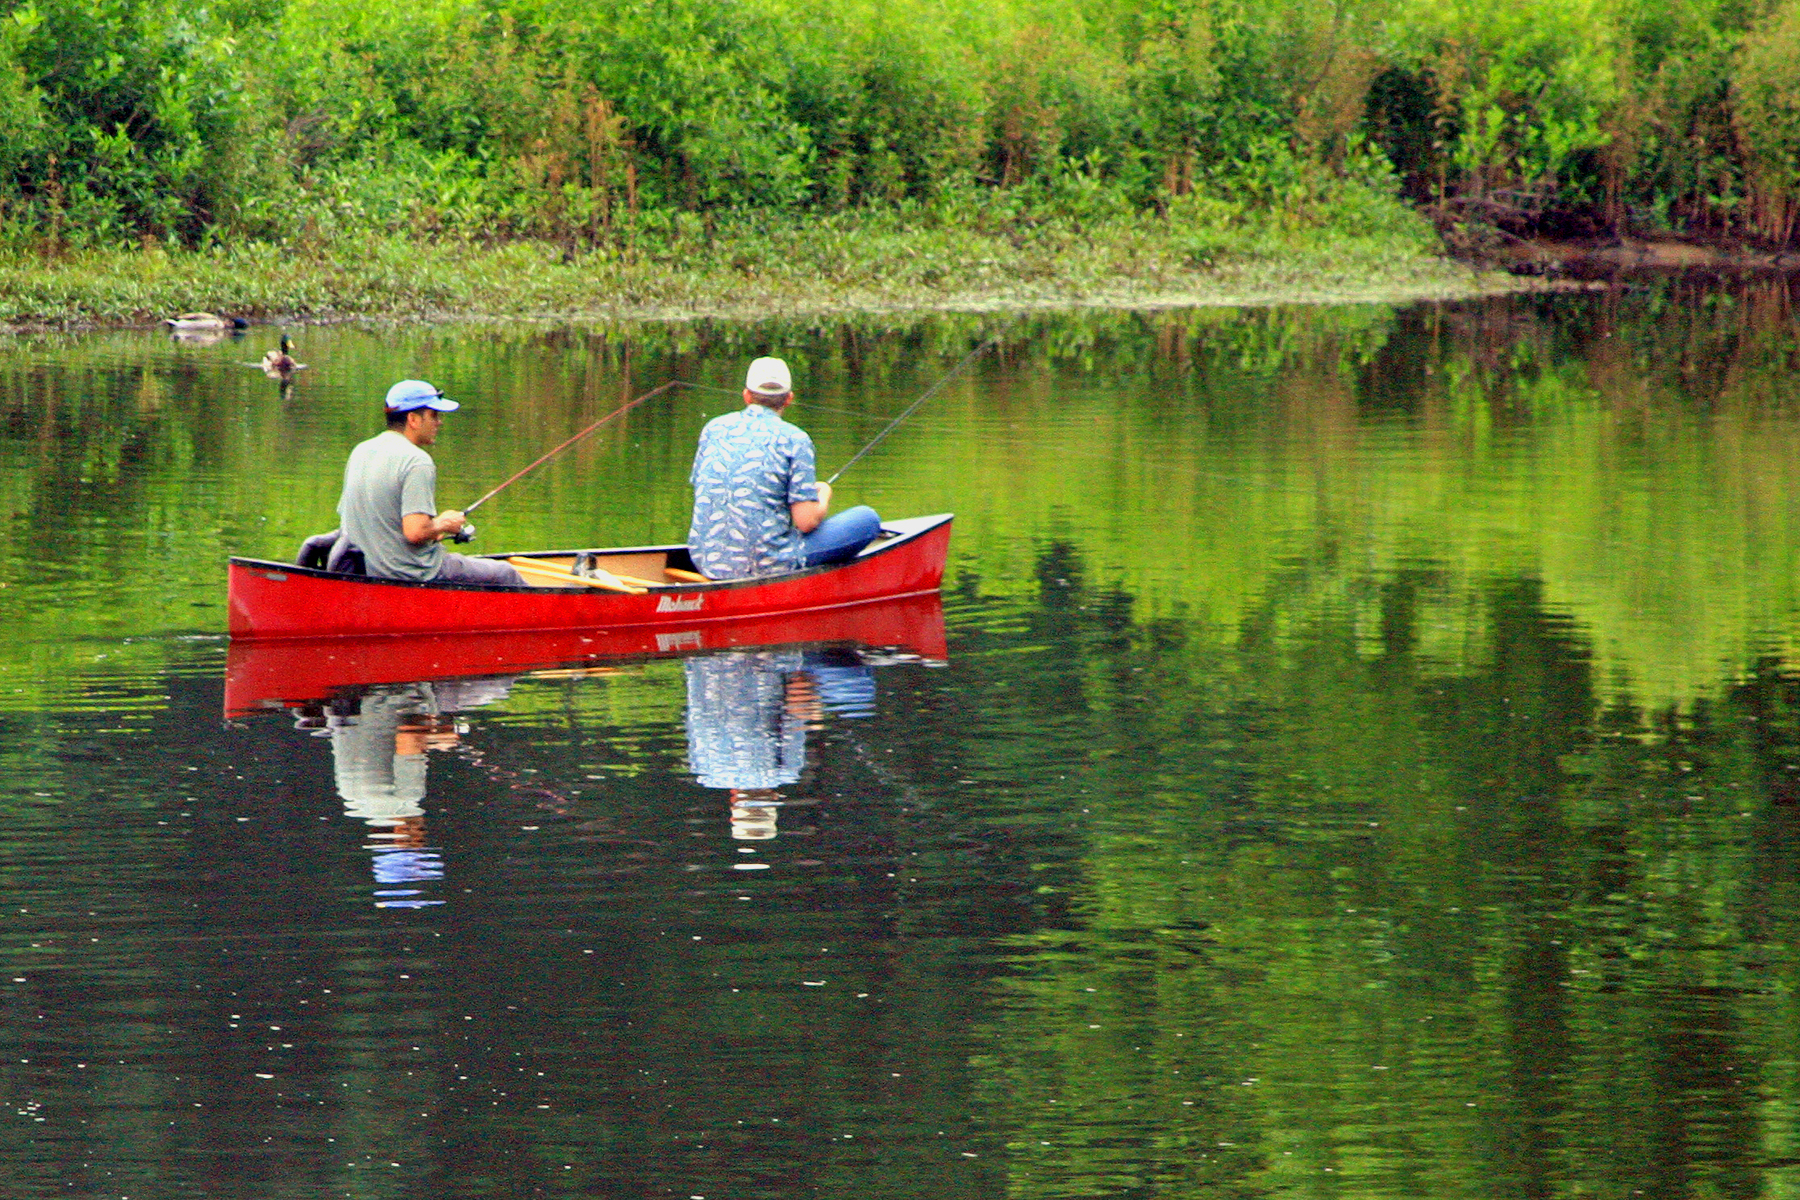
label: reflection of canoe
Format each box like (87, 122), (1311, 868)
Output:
(227, 513), (952, 641)
(225, 591), (948, 715)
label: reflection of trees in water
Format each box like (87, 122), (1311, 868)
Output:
(19, 532), (1800, 1196)
(9, 284), (1800, 716)
(15, 287), (1800, 1190)
(963, 541), (1800, 1200)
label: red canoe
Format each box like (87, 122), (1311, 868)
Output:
(227, 513), (953, 641)
(225, 591), (949, 715)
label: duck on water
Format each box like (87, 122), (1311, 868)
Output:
(164, 312), (248, 331)
(260, 334), (306, 378)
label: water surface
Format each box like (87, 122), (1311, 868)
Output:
(4, 283), (1800, 1198)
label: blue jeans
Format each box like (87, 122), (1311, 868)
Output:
(800, 506), (881, 567)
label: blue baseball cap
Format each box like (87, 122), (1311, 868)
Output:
(384, 379), (460, 412)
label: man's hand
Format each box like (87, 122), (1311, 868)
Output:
(403, 510), (468, 546)
(785, 673), (824, 722)
(790, 482), (832, 534)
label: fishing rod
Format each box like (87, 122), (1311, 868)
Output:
(825, 331), (1005, 485)
(452, 379), (683, 541)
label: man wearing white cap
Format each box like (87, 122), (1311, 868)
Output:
(336, 380), (524, 586)
(688, 357), (882, 580)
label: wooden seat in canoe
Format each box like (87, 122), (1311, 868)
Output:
(506, 549), (692, 586)
(507, 557), (647, 594)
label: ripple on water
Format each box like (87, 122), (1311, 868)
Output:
(5, 298), (1800, 1196)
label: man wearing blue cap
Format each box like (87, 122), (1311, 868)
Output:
(336, 380), (524, 586)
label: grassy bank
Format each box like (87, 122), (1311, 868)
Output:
(0, 204), (1522, 329)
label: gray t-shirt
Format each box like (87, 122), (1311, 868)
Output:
(337, 430), (444, 581)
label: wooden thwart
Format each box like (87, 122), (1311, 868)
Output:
(504, 559), (587, 589)
(503, 550), (690, 586)
(506, 557), (647, 594)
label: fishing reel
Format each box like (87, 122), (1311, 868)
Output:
(452, 523), (477, 544)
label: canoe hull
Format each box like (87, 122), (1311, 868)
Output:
(228, 514), (952, 641)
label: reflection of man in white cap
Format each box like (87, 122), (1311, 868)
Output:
(687, 357), (882, 580)
(684, 650), (812, 839)
(683, 647), (881, 839)
(336, 379), (523, 586)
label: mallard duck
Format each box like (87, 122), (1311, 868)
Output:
(260, 334), (305, 377)
(165, 311), (248, 331)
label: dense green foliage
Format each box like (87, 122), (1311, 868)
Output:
(2, 0), (1797, 254)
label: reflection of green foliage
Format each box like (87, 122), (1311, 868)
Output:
(5, 289), (1800, 719)
(959, 548), (1800, 1199)
(10, 409), (1800, 1192)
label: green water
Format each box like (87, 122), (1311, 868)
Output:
(4, 282), (1800, 1198)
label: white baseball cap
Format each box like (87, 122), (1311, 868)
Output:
(745, 356), (792, 398)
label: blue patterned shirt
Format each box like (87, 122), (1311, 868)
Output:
(688, 404), (819, 579)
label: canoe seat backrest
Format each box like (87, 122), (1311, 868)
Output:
(587, 552), (670, 582)
(297, 530), (339, 570)
(297, 530), (365, 575)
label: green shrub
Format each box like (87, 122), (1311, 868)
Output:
(1733, 0), (1800, 243)
(0, 0), (1795, 250)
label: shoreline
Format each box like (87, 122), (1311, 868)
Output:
(0, 217), (1557, 335)
(0, 268), (1548, 336)
(1479, 233), (1800, 278)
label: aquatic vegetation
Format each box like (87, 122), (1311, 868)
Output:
(0, 203), (1477, 327)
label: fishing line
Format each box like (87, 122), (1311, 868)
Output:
(825, 330), (1007, 485)
(458, 330), (1004, 533)
(682, 389), (931, 422)
(464, 379), (684, 516)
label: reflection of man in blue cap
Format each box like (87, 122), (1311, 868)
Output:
(322, 677), (514, 908)
(337, 380), (524, 586)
